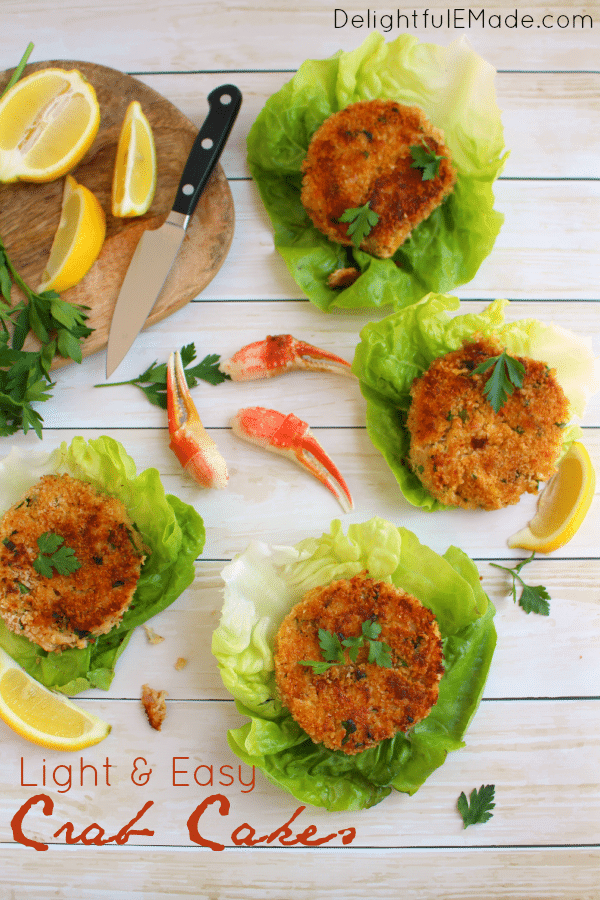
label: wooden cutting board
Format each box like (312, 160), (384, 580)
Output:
(0, 60), (235, 368)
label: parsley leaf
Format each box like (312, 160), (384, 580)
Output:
(299, 627), (345, 673)
(457, 784), (496, 828)
(409, 140), (446, 181)
(96, 343), (229, 409)
(33, 532), (82, 578)
(471, 349), (526, 413)
(360, 620), (393, 667)
(318, 628), (345, 664)
(338, 202), (379, 249)
(367, 636), (393, 667)
(490, 553), (550, 616)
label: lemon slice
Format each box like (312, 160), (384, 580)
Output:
(111, 100), (157, 217)
(0, 648), (110, 750)
(508, 442), (596, 553)
(38, 174), (106, 293)
(0, 67), (100, 183)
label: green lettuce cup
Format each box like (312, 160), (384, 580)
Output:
(0, 436), (205, 694)
(212, 517), (496, 811)
(352, 293), (600, 510)
(247, 32), (508, 312)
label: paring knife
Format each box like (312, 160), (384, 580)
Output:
(105, 84), (242, 378)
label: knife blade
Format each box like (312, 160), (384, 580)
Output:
(106, 84), (242, 377)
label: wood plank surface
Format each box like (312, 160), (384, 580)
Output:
(0, 1), (598, 897)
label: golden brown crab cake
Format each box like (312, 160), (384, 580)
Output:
(301, 99), (456, 259)
(407, 338), (571, 510)
(0, 474), (146, 652)
(274, 573), (444, 755)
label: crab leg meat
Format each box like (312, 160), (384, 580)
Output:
(167, 350), (229, 489)
(231, 406), (353, 512)
(219, 334), (355, 381)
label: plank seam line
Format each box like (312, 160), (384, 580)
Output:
(75, 696), (600, 704)
(127, 69), (600, 76)
(2, 840), (597, 851)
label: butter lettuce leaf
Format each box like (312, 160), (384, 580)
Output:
(353, 294), (600, 510)
(212, 518), (496, 811)
(247, 33), (508, 312)
(0, 436), (205, 693)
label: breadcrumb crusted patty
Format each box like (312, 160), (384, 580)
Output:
(301, 99), (456, 259)
(274, 574), (443, 755)
(0, 474), (146, 652)
(407, 338), (571, 510)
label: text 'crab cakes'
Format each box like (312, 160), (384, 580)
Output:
(274, 573), (444, 755)
(300, 99), (457, 259)
(407, 337), (571, 510)
(0, 474), (146, 652)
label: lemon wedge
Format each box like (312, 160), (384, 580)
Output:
(0, 68), (100, 183)
(38, 174), (106, 293)
(111, 100), (157, 217)
(508, 442), (596, 553)
(0, 648), (110, 750)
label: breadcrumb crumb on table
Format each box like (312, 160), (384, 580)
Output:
(174, 657), (188, 670)
(141, 684), (168, 731)
(143, 624), (164, 645)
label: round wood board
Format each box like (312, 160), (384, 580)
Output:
(0, 60), (235, 368)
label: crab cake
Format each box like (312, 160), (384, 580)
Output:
(407, 338), (571, 510)
(274, 573), (443, 755)
(301, 99), (456, 259)
(0, 474), (146, 652)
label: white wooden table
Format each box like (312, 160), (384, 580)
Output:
(0, 2), (598, 897)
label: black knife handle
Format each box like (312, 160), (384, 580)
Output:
(171, 84), (242, 218)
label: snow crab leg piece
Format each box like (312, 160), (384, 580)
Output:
(231, 406), (353, 512)
(219, 334), (355, 381)
(167, 350), (228, 489)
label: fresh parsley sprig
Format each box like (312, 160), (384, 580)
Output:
(471, 349), (526, 413)
(300, 619), (393, 673)
(409, 140), (446, 181)
(95, 342), (229, 409)
(0, 236), (93, 437)
(338, 202), (379, 249)
(457, 784), (496, 828)
(33, 532), (82, 578)
(490, 553), (550, 616)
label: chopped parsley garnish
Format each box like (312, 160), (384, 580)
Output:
(490, 553), (550, 616)
(409, 140), (446, 181)
(33, 532), (82, 578)
(96, 342), (229, 409)
(300, 619), (393, 672)
(471, 349), (526, 413)
(338, 202), (379, 249)
(457, 784), (496, 828)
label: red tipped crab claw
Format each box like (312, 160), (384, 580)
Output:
(219, 334), (355, 381)
(167, 350), (229, 489)
(231, 406), (353, 513)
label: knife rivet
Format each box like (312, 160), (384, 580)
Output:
(182, 184), (194, 195)
(201, 137), (214, 150)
